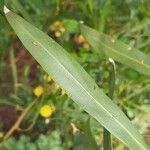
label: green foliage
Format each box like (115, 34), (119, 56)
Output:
(63, 19), (79, 33)
(3, 131), (62, 150)
(37, 131), (62, 150)
(0, 0), (4, 15)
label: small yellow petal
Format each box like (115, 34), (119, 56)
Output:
(34, 86), (44, 97)
(40, 105), (53, 118)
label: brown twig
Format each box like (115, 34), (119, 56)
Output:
(3, 98), (38, 140)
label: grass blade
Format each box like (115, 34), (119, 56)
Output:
(85, 118), (99, 150)
(80, 24), (150, 76)
(4, 8), (149, 150)
(103, 58), (116, 150)
(9, 47), (18, 94)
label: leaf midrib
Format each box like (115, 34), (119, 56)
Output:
(14, 17), (144, 149)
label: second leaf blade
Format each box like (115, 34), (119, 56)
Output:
(80, 24), (150, 76)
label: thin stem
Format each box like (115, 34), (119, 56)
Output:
(18, 96), (45, 132)
(0, 98), (38, 148)
(103, 58), (116, 150)
(9, 47), (18, 94)
(2, 98), (38, 141)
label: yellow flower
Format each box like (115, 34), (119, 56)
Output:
(59, 27), (65, 33)
(43, 74), (52, 82)
(34, 86), (44, 97)
(78, 35), (85, 44)
(40, 105), (55, 118)
(53, 21), (61, 27)
(55, 31), (61, 37)
(54, 82), (60, 90)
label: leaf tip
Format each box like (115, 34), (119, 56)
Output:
(79, 20), (84, 24)
(109, 57), (116, 73)
(109, 57), (115, 64)
(3, 5), (10, 14)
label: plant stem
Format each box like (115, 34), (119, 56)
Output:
(3, 98), (38, 140)
(0, 98), (38, 148)
(18, 96), (45, 132)
(103, 58), (116, 150)
(9, 47), (18, 94)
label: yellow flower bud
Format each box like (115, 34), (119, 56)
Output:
(39, 105), (54, 118)
(34, 86), (44, 97)
(83, 43), (91, 49)
(53, 21), (61, 27)
(78, 35), (85, 44)
(59, 27), (65, 33)
(43, 74), (52, 82)
(55, 31), (61, 37)
(54, 83), (60, 90)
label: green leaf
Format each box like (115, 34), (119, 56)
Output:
(73, 130), (85, 150)
(37, 131), (63, 150)
(84, 119), (99, 150)
(63, 19), (79, 33)
(73, 119), (99, 150)
(103, 58), (116, 150)
(5, 9), (149, 150)
(0, 0), (4, 15)
(80, 24), (150, 76)
(87, 0), (93, 13)
(2, 137), (16, 150)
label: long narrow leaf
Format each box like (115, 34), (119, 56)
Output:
(4, 8), (148, 150)
(80, 24), (150, 76)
